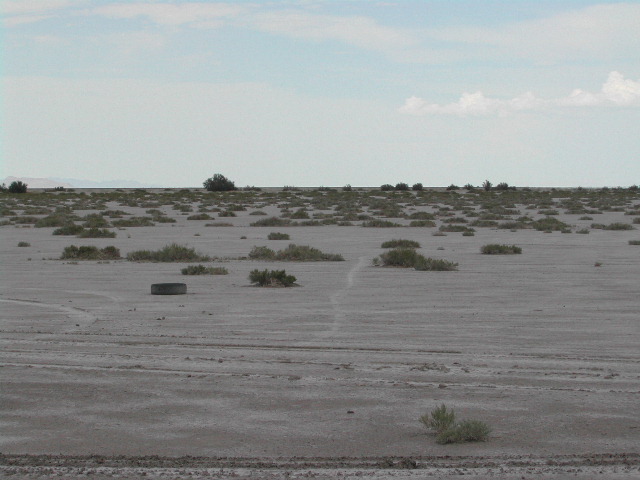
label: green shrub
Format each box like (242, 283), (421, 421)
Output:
(248, 246), (276, 259)
(480, 244), (522, 254)
(381, 239), (420, 249)
(380, 184), (394, 191)
(409, 220), (436, 227)
(250, 216), (291, 227)
(268, 232), (290, 240)
(436, 420), (492, 445)
(127, 243), (210, 262)
(290, 208), (310, 219)
(186, 213), (212, 220)
(250, 210), (267, 215)
(419, 404), (455, 434)
(35, 215), (74, 228)
(61, 245), (121, 260)
(112, 216), (155, 227)
(53, 224), (85, 235)
(378, 248), (421, 267)
(395, 182), (410, 191)
(362, 219), (402, 227)
(17, 241), (30, 247)
(439, 225), (475, 233)
(412, 183), (423, 191)
(219, 210), (236, 217)
(203, 173), (237, 191)
(8, 181), (28, 193)
(249, 269), (296, 287)
(78, 228), (116, 238)
(604, 222), (634, 230)
(181, 264), (228, 275)
(408, 212), (435, 220)
(420, 404), (491, 444)
(414, 257), (458, 271)
(532, 217), (570, 231)
(82, 214), (111, 228)
(629, 240), (640, 245)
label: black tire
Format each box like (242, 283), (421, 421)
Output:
(151, 283), (187, 295)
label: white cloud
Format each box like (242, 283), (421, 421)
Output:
(1, 0), (86, 26)
(400, 71), (640, 117)
(91, 2), (245, 26)
(251, 11), (415, 52)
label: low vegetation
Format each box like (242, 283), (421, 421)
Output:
(420, 404), (491, 445)
(249, 244), (344, 261)
(377, 248), (458, 271)
(480, 244), (522, 254)
(267, 232), (290, 240)
(181, 264), (228, 275)
(127, 243), (211, 262)
(381, 239), (420, 249)
(61, 245), (121, 260)
(249, 269), (297, 287)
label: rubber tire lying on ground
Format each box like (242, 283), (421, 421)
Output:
(151, 283), (187, 295)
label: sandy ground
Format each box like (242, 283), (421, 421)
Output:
(1, 191), (639, 478)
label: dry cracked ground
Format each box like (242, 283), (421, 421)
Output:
(1, 187), (639, 479)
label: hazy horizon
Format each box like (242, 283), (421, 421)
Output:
(2, 1), (639, 187)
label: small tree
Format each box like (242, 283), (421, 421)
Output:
(8, 181), (28, 193)
(482, 179), (492, 191)
(203, 174), (236, 192)
(412, 183), (423, 191)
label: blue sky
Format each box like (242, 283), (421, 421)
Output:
(2, 0), (639, 187)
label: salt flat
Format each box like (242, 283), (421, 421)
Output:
(1, 187), (639, 478)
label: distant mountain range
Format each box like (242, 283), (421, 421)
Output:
(2, 176), (163, 189)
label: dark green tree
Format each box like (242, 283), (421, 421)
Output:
(203, 174), (236, 192)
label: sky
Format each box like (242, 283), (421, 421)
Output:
(2, 0), (639, 188)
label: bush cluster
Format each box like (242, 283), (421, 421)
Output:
(181, 264), (228, 275)
(249, 269), (296, 287)
(419, 404), (491, 444)
(381, 239), (421, 249)
(249, 244), (344, 261)
(480, 244), (522, 254)
(377, 248), (458, 271)
(267, 232), (290, 240)
(61, 245), (121, 260)
(203, 173), (237, 192)
(127, 243), (210, 262)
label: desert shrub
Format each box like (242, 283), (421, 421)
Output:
(470, 219), (499, 227)
(419, 404), (455, 434)
(412, 183), (423, 191)
(395, 182), (410, 191)
(290, 208), (310, 219)
(439, 225), (475, 233)
(126, 243), (210, 262)
(408, 211), (435, 220)
(53, 224), (84, 235)
(494, 182), (513, 191)
(250, 210), (267, 215)
(203, 173), (236, 191)
(10, 216), (38, 224)
(362, 219), (402, 228)
(219, 210), (236, 217)
(381, 239), (420, 249)
(497, 221), (527, 230)
(251, 216), (291, 227)
(249, 269), (296, 287)
(268, 232), (290, 240)
(276, 244), (344, 261)
(35, 215), (74, 228)
(532, 217), (570, 231)
(480, 244), (522, 254)
(576, 228), (590, 234)
(61, 245), (121, 260)
(379, 248), (423, 267)
(8, 181), (28, 193)
(604, 222), (634, 230)
(446, 184), (459, 190)
(342, 184), (353, 192)
(248, 246), (276, 259)
(154, 216), (177, 223)
(17, 241), (30, 247)
(77, 228), (116, 238)
(380, 184), (394, 191)
(112, 217), (155, 227)
(82, 214), (111, 228)
(436, 420), (492, 444)
(482, 180), (492, 191)
(414, 257), (458, 271)
(629, 240), (640, 245)
(409, 220), (436, 227)
(181, 264), (228, 275)
(187, 213), (212, 220)
(420, 404), (491, 444)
